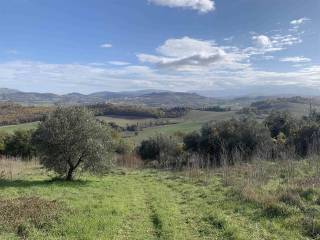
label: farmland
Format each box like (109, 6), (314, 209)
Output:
(0, 110), (236, 143)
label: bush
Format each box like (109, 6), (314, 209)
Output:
(33, 106), (114, 180)
(138, 134), (183, 167)
(0, 132), (9, 155)
(293, 123), (320, 157)
(197, 118), (271, 166)
(265, 111), (297, 138)
(183, 131), (200, 152)
(3, 130), (36, 159)
(115, 139), (134, 154)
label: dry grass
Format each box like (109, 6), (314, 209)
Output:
(115, 153), (144, 169)
(0, 197), (62, 239)
(0, 157), (39, 180)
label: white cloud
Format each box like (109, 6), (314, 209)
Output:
(247, 32), (303, 56)
(100, 43), (112, 48)
(280, 56), (311, 63)
(271, 34), (302, 47)
(1, 60), (320, 95)
(108, 61), (130, 66)
(290, 17), (310, 26)
(148, 0), (215, 13)
(138, 37), (248, 71)
(252, 35), (272, 48)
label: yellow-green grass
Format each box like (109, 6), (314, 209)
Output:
(0, 122), (39, 134)
(132, 110), (236, 143)
(0, 161), (316, 240)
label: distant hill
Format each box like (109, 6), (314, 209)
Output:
(0, 88), (217, 107)
(111, 92), (218, 107)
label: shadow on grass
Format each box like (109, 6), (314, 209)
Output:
(0, 178), (90, 189)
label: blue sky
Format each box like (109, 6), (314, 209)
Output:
(0, 0), (319, 95)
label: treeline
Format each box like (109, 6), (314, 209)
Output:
(197, 105), (231, 112)
(106, 119), (179, 133)
(0, 103), (53, 126)
(90, 103), (189, 118)
(137, 110), (320, 168)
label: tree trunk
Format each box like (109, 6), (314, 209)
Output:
(66, 167), (74, 181)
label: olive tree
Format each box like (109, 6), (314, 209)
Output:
(33, 106), (114, 180)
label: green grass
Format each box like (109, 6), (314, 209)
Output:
(0, 122), (39, 134)
(132, 110), (236, 142)
(1, 161), (317, 239)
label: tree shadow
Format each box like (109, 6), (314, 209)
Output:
(0, 178), (90, 189)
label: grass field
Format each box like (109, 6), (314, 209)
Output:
(0, 111), (236, 144)
(0, 122), (39, 134)
(1, 158), (319, 239)
(131, 110), (236, 142)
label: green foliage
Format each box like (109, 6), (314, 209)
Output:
(265, 111), (297, 138)
(3, 130), (36, 159)
(184, 118), (271, 166)
(183, 131), (200, 152)
(293, 123), (320, 156)
(138, 134), (183, 167)
(33, 106), (114, 180)
(0, 132), (8, 154)
(115, 139), (134, 154)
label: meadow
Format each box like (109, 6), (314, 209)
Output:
(0, 122), (39, 134)
(0, 110), (237, 143)
(1, 157), (320, 239)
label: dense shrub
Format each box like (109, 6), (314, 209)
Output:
(138, 134), (183, 167)
(293, 123), (320, 157)
(115, 139), (134, 154)
(265, 111), (297, 138)
(0, 132), (8, 154)
(183, 132), (200, 152)
(184, 118), (272, 166)
(3, 130), (36, 159)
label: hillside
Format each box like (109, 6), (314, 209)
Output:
(1, 160), (319, 240)
(0, 88), (217, 107)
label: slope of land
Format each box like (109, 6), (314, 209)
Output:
(0, 160), (318, 239)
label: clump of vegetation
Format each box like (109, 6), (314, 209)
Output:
(3, 129), (36, 159)
(183, 118), (271, 166)
(138, 134), (183, 168)
(90, 103), (190, 119)
(33, 106), (115, 180)
(0, 197), (62, 239)
(0, 130), (36, 159)
(198, 105), (231, 112)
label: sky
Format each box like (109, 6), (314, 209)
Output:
(0, 0), (319, 95)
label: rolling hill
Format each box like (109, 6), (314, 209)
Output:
(0, 88), (218, 107)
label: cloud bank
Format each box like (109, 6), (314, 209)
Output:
(148, 0), (215, 13)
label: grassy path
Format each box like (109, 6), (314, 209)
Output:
(0, 170), (311, 239)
